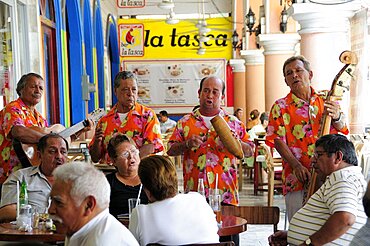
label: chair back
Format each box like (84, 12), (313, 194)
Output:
(221, 206), (280, 232)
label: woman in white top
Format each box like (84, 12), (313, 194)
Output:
(129, 155), (219, 245)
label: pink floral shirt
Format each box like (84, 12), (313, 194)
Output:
(169, 108), (252, 205)
(266, 88), (348, 195)
(89, 103), (164, 164)
(0, 98), (48, 184)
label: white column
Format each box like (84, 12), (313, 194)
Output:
(288, 2), (361, 91)
(257, 33), (301, 110)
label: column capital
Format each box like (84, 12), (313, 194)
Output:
(257, 33), (301, 55)
(229, 59), (246, 72)
(287, 2), (361, 34)
(240, 50), (264, 65)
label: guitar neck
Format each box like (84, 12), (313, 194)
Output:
(59, 120), (86, 139)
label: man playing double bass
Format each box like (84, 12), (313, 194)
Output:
(0, 73), (91, 188)
(266, 56), (348, 222)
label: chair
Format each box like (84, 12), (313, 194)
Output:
(258, 144), (283, 206)
(222, 205), (280, 232)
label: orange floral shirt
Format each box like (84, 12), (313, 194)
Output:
(169, 109), (252, 206)
(0, 98), (48, 184)
(89, 103), (164, 164)
(266, 88), (348, 195)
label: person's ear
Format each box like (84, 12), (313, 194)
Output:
(335, 151), (343, 164)
(83, 196), (97, 216)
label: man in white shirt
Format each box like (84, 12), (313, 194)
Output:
(268, 134), (367, 246)
(49, 161), (138, 246)
(158, 110), (176, 134)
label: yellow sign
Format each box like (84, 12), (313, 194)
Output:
(118, 17), (233, 59)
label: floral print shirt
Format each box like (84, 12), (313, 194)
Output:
(89, 103), (164, 164)
(266, 88), (348, 195)
(169, 108), (251, 205)
(0, 98), (48, 184)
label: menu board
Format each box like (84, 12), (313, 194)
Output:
(122, 59), (226, 107)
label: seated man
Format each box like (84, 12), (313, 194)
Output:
(158, 110), (176, 134)
(0, 133), (68, 222)
(269, 134), (367, 246)
(350, 180), (370, 246)
(49, 161), (138, 246)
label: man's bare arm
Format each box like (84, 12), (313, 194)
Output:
(0, 204), (16, 223)
(11, 125), (45, 144)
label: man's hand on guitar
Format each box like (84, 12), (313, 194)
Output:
(324, 101), (341, 121)
(293, 164), (311, 183)
(94, 126), (104, 142)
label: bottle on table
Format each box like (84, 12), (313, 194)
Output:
(197, 178), (205, 197)
(19, 179), (28, 206)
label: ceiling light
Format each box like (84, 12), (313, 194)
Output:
(158, 1), (174, 10)
(197, 48), (206, 55)
(166, 18), (179, 25)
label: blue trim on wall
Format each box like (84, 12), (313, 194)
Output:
(54, 0), (65, 125)
(93, 0), (105, 110)
(106, 15), (119, 106)
(66, 0), (86, 124)
(83, 0), (95, 112)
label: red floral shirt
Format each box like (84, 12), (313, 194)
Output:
(266, 88), (348, 195)
(89, 103), (164, 164)
(0, 98), (48, 183)
(169, 109), (252, 205)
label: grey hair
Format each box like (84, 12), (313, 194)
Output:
(113, 71), (137, 89)
(16, 73), (44, 96)
(283, 55), (312, 76)
(52, 161), (110, 209)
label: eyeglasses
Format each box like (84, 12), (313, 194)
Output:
(119, 149), (140, 159)
(313, 151), (332, 159)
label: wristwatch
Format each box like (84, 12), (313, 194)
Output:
(304, 238), (313, 246)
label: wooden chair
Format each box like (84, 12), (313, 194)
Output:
(222, 206), (280, 232)
(258, 144), (283, 206)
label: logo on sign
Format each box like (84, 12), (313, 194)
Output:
(119, 24), (144, 57)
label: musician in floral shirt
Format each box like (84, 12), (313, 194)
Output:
(0, 73), (48, 185)
(168, 76), (253, 206)
(266, 56), (348, 221)
(89, 71), (163, 164)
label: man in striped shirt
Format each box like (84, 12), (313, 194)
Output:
(269, 134), (367, 246)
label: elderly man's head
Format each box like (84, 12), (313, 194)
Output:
(283, 55), (313, 96)
(38, 133), (68, 177)
(312, 134), (357, 176)
(113, 71), (138, 113)
(16, 73), (44, 107)
(49, 162), (110, 236)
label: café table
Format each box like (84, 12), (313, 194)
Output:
(0, 223), (65, 243)
(118, 215), (247, 237)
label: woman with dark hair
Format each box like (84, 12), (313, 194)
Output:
(106, 134), (148, 217)
(129, 155), (219, 245)
(233, 108), (243, 121)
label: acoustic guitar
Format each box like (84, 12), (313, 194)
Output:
(303, 51), (357, 203)
(13, 108), (105, 168)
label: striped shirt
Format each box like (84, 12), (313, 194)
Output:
(288, 166), (367, 246)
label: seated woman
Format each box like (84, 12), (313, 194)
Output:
(129, 155), (219, 245)
(248, 112), (269, 140)
(246, 109), (260, 131)
(106, 134), (148, 217)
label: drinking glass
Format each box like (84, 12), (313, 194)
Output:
(128, 198), (140, 217)
(209, 194), (222, 223)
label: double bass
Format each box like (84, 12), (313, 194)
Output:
(304, 51), (357, 203)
